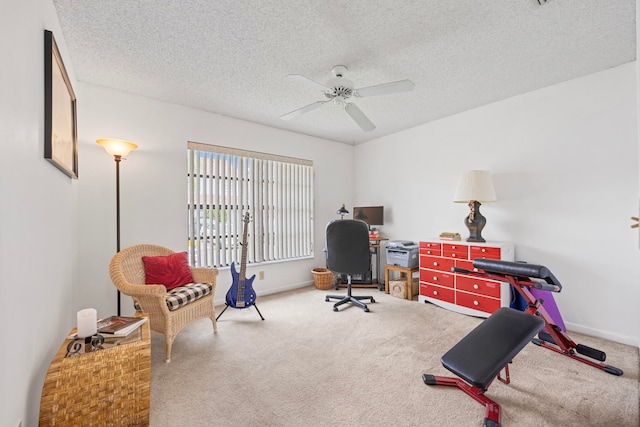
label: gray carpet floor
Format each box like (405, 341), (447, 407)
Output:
(148, 286), (639, 426)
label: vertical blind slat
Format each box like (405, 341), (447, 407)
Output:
(187, 145), (313, 268)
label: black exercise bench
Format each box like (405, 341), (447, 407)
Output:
(423, 307), (544, 427)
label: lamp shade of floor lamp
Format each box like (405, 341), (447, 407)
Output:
(97, 138), (138, 315)
(453, 170), (497, 243)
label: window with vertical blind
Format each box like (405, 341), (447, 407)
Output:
(187, 141), (314, 268)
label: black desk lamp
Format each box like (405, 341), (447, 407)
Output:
(336, 204), (349, 219)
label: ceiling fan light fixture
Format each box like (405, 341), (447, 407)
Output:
(332, 96), (347, 107)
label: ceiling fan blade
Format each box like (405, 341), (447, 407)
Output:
(287, 74), (331, 93)
(354, 79), (415, 97)
(344, 103), (375, 132)
(280, 100), (329, 120)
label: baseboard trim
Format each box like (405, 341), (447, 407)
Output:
(565, 321), (639, 348)
(213, 282), (312, 307)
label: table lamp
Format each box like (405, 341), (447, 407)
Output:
(453, 170), (497, 242)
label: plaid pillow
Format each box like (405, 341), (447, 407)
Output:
(165, 282), (213, 311)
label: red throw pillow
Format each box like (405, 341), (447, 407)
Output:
(142, 252), (194, 290)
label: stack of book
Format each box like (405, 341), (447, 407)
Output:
(97, 316), (148, 337)
(68, 316), (147, 340)
(439, 232), (461, 241)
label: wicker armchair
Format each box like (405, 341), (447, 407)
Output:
(109, 244), (218, 362)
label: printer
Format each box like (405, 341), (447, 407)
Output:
(386, 240), (419, 268)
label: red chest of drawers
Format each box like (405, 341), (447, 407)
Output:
(418, 240), (514, 317)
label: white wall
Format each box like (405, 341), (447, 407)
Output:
(355, 63), (640, 346)
(0, 1), (79, 426)
(75, 84), (354, 318)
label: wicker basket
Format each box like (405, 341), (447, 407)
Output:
(312, 267), (334, 290)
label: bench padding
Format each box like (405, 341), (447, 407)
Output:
(441, 307), (544, 389)
(472, 259), (562, 290)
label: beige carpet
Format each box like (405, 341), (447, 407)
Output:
(148, 286), (639, 427)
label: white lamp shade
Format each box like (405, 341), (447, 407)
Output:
(453, 170), (497, 203)
(96, 138), (138, 157)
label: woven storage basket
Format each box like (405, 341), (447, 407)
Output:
(312, 267), (334, 290)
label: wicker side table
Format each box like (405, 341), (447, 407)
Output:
(39, 316), (151, 426)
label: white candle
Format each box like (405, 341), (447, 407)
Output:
(77, 308), (97, 338)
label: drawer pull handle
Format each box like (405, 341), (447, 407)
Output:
(473, 268), (478, 272)
(433, 291), (438, 296)
(473, 301), (479, 306)
(451, 246), (456, 249)
(481, 248), (486, 253)
(473, 284), (479, 290)
(433, 276), (438, 281)
(452, 254), (457, 258)
(427, 251), (432, 254)
(433, 262), (438, 266)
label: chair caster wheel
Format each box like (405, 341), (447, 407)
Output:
(371, 298), (376, 303)
(325, 298), (330, 302)
(364, 307), (370, 312)
(333, 307), (338, 312)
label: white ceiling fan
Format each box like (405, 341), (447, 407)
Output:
(280, 65), (415, 132)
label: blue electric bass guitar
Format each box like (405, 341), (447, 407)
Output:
(225, 212), (257, 309)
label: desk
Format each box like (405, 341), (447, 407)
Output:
(385, 265), (419, 300)
(39, 316), (150, 426)
(370, 237), (388, 290)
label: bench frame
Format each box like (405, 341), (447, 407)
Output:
(467, 258), (623, 376)
(422, 372), (508, 426)
(423, 307), (544, 427)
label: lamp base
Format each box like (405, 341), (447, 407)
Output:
(464, 201), (487, 243)
(465, 235), (486, 243)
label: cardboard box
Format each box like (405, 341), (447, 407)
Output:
(389, 278), (419, 300)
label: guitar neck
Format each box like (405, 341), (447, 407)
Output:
(238, 214), (249, 281)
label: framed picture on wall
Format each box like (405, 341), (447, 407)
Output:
(44, 29), (78, 179)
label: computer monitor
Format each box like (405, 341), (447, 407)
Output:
(353, 206), (384, 227)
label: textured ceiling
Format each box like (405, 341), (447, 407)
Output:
(52, 0), (635, 145)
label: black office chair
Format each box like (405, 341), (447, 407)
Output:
(324, 219), (375, 312)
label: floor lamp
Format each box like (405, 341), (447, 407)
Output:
(97, 138), (138, 316)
